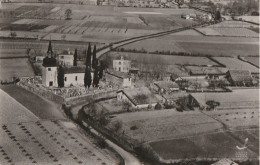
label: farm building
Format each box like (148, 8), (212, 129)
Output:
(226, 70), (253, 86)
(113, 56), (131, 73)
(105, 69), (132, 87)
(154, 81), (179, 93)
(35, 56), (45, 62)
(58, 53), (74, 66)
(42, 57), (58, 87)
(211, 158), (239, 165)
(189, 89), (259, 110)
(162, 91), (188, 105)
(117, 87), (163, 108)
(63, 66), (87, 87)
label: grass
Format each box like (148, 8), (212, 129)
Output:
(0, 58), (35, 81)
(107, 110), (223, 143)
(150, 131), (258, 161)
(212, 57), (259, 73)
(0, 85), (64, 120)
(243, 56), (259, 67)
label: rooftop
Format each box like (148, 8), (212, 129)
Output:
(106, 69), (131, 79)
(211, 159), (239, 165)
(64, 66), (86, 74)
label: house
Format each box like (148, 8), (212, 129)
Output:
(63, 66), (86, 87)
(211, 159), (239, 165)
(154, 81), (179, 93)
(226, 70), (253, 86)
(58, 50), (74, 66)
(35, 56), (45, 62)
(42, 57), (58, 87)
(113, 56), (131, 73)
(105, 70), (132, 87)
(129, 68), (139, 75)
(162, 91), (188, 105)
(117, 87), (163, 108)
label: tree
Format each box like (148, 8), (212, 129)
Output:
(206, 100), (220, 111)
(73, 49), (77, 66)
(65, 9), (72, 20)
(10, 31), (17, 38)
(215, 10), (221, 21)
(92, 45), (97, 69)
(86, 43), (92, 67)
(57, 65), (64, 88)
(93, 69), (99, 87)
(84, 67), (92, 88)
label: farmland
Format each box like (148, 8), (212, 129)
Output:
(0, 87), (120, 164)
(150, 130), (258, 162)
(0, 58), (35, 81)
(108, 110), (223, 143)
(243, 56), (259, 68)
(0, 3), (199, 43)
(119, 33), (259, 56)
(212, 57), (259, 73)
(108, 51), (219, 66)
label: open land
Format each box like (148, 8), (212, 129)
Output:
(0, 87), (119, 164)
(0, 58), (35, 81)
(119, 32), (259, 56)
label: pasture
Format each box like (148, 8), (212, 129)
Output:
(0, 3), (199, 43)
(212, 57), (259, 73)
(149, 130), (258, 162)
(108, 110), (223, 143)
(243, 56), (259, 68)
(196, 27), (258, 37)
(119, 34), (259, 56)
(108, 52), (219, 66)
(0, 58), (34, 81)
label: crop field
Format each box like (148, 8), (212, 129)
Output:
(108, 110), (223, 143)
(204, 109), (259, 130)
(196, 27), (259, 37)
(119, 34), (259, 56)
(0, 58), (34, 81)
(108, 52), (219, 66)
(235, 16), (259, 24)
(212, 57), (259, 73)
(149, 130), (258, 161)
(184, 66), (228, 75)
(0, 3), (198, 43)
(191, 89), (259, 109)
(0, 120), (118, 165)
(209, 21), (259, 28)
(0, 87), (119, 165)
(0, 49), (28, 58)
(243, 56), (259, 67)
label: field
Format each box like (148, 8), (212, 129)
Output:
(0, 58), (35, 81)
(212, 57), (259, 73)
(191, 89), (259, 109)
(209, 21), (259, 28)
(108, 110), (223, 143)
(0, 87), (119, 164)
(108, 52), (219, 66)
(119, 33), (259, 56)
(0, 48), (28, 58)
(243, 56), (259, 67)
(150, 130), (258, 161)
(235, 16), (259, 24)
(196, 27), (258, 37)
(0, 3), (199, 43)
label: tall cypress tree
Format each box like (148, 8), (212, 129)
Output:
(93, 69), (99, 87)
(57, 65), (64, 88)
(84, 67), (92, 88)
(84, 43), (92, 88)
(86, 43), (92, 67)
(92, 45), (97, 69)
(73, 49), (77, 66)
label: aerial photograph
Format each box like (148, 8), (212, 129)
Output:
(0, 0), (259, 164)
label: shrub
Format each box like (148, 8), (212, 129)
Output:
(130, 125), (138, 130)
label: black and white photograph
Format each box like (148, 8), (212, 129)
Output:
(0, 0), (259, 164)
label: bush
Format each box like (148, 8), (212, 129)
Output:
(130, 125), (138, 130)
(154, 103), (162, 110)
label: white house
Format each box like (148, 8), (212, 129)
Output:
(113, 56), (131, 73)
(117, 87), (163, 108)
(42, 57), (58, 87)
(63, 66), (87, 87)
(58, 54), (74, 66)
(105, 69), (132, 87)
